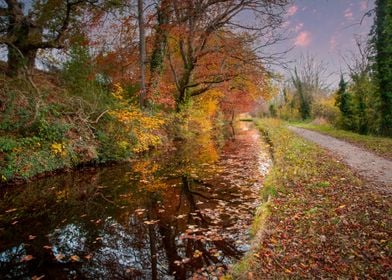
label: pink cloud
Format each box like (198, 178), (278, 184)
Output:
(294, 22), (304, 32)
(282, 20), (291, 29)
(360, 1), (368, 12)
(329, 36), (337, 50)
(295, 31), (311, 47)
(344, 8), (354, 20)
(287, 5), (298, 17)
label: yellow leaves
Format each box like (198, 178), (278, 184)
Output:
(12, 146), (22, 153)
(107, 84), (166, 153)
(118, 141), (129, 151)
(193, 250), (203, 258)
(109, 97), (165, 153)
(111, 83), (125, 101)
(51, 142), (67, 157)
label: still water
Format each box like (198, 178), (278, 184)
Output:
(0, 122), (271, 279)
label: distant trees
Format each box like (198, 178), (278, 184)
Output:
(288, 54), (330, 120)
(271, 0), (392, 137)
(335, 75), (353, 130)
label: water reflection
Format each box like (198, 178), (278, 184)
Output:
(0, 122), (271, 279)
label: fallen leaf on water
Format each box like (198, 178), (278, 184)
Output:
(176, 214), (186, 219)
(43, 245), (52, 250)
(193, 250), (202, 258)
(11, 220), (18, 225)
(21, 255), (34, 262)
(32, 275), (45, 280)
(5, 208), (17, 213)
(55, 253), (65, 261)
(70, 255), (80, 262)
(144, 220), (159, 225)
(28, 235), (36, 240)
(84, 254), (92, 260)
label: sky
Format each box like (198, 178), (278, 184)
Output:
(278, 0), (375, 88)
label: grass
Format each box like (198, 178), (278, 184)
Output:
(229, 118), (392, 279)
(290, 121), (392, 160)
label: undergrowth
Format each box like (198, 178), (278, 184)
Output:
(0, 61), (165, 183)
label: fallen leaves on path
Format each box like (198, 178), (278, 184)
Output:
(248, 120), (392, 279)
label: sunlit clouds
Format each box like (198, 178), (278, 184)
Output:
(344, 8), (354, 20)
(359, 1), (368, 12)
(329, 36), (337, 51)
(294, 31), (311, 47)
(294, 22), (304, 32)
(287, 5), (298, 17)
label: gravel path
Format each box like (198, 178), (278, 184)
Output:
(289, 126), (392, 188)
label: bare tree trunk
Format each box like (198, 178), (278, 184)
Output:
(137, 0), (146, 109)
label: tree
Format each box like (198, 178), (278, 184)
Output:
(148, 0), (170, 97)
(344, 36), (379, 134)
(159, 0), (288, 111)
(290, 53), (330, 120)
(0, 0), (114, 77)
(137, 0), (146, 108)
(335, 74), (353, 129)
(291, 68), (310, 120)
(371, 0), (392, 135)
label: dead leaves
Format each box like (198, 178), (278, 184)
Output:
(28, 235), (36, 240)
(143, 219), (159, 225)
(70, 255), (81, 262)
(21, 255), (34, 262)
(247, 121), (392, 279)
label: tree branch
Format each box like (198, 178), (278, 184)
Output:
(190, 76), (235, 97)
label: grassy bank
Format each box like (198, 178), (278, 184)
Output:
(291, 122), (392, 160)
(230, 118), (391, 279)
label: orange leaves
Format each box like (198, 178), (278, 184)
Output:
(21, 255), (34, 262)
(70, 255), (81, 262)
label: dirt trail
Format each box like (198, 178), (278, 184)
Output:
(289, 126), (392, 188)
